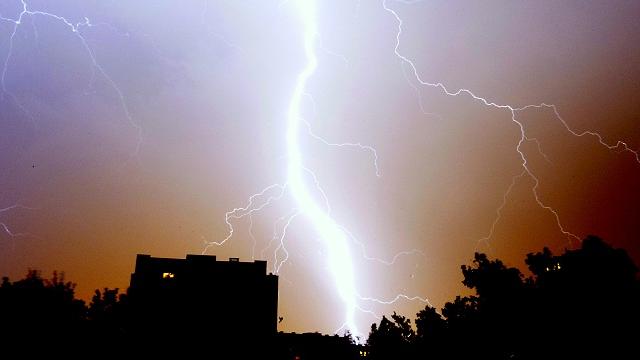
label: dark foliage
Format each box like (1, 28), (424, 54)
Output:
(368, 236), (640, 359)
(0, 270), (87, 354)
(1, 235), (637, 359)
(368, 312), (414, 358)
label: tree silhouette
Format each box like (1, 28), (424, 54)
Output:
(0, 270), (86, 353)
(461, 252), (525, 298)
(523, 235), (639, 359)
(367, 312), (415, 359)
(1, 235), (637, 358)
(367, 236), (639, 360)
(87, 287), (130, 349)
(414, 305), (446, 357)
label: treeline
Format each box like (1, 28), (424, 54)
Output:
(367, 236), (639, 359)
(1, 235), (638, 359)
(0, 270), (131, 352)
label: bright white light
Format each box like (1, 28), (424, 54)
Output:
(287, 0), (359, 336)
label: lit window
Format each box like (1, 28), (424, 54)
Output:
(162, 272), (175, 279)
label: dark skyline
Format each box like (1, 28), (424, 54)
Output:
(1, 236), (637, 358)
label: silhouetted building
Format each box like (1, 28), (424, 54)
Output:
(128, 254), (278, 350)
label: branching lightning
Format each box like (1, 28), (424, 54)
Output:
(0, 0), (142, 153)
(0, 0), (430, 337)
(0, 203), (39, 249)
(357, 293), (432, 307)
(382, 0), (639, 249)
(203, 183), (287, 251)
(0, 0), (144, 257)
(205, 0), (429, 337)
(4, 0), (638, 340)
(302, 93), (381, 177)
(476, 171), (527, 251)
(283, 0), (390, 334)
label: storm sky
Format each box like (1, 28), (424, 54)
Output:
(1, 0), (639, 335)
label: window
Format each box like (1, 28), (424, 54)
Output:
(162, 272), (175, 279)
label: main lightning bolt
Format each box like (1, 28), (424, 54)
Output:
(286, 0), (360, 335)
(206, 0), (428, 337)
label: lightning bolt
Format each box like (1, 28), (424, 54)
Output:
(0, 0), (428, 336)
(382, 0), (639, 249)
(476, 171), (527, 251)
(0, 203), (40, 251)
(206, 0), (429, 337)
(0, 0), (142, 154)
(357, 293), (431, 307)
(203, 183), (287, 251)
(7, 0), (635, 340)
(0, 0), (144, 259)
(283, 0), (361, 335)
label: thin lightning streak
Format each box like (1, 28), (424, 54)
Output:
(303, 118), (382, 178)
(400, 62), (442, 120)
(526, 137), (552, 164)
(358, 293), (432, 307)
(0, 203), (40, 243)
(510, 109), (580, 243)
(355, 305), (383, 321)
(382, 0), (638, 245)
(200, 0), (242, 54)
(317, 35), (349, 68)
(303, 93), (381, 177)
(402, 55), (549, 164)
(0, 4), (35, 124)
(339, 305), (386, 333)
(0, 222), (35, 239)
(366, 249), (424, 266)
(273, 210), (299, 273)
(0, 204), (37, 212)
(476, 171), (526, 250)
(340, 225), (425, 266)
(303, 166), (332, 215)
(0, 0), (142, 154)
(260, 209), (299, 261)
(333, 322), (349, 336)
(29, 12), (38, 42)
(204, 183), (286, 252)
(524, 103), (640, 163)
